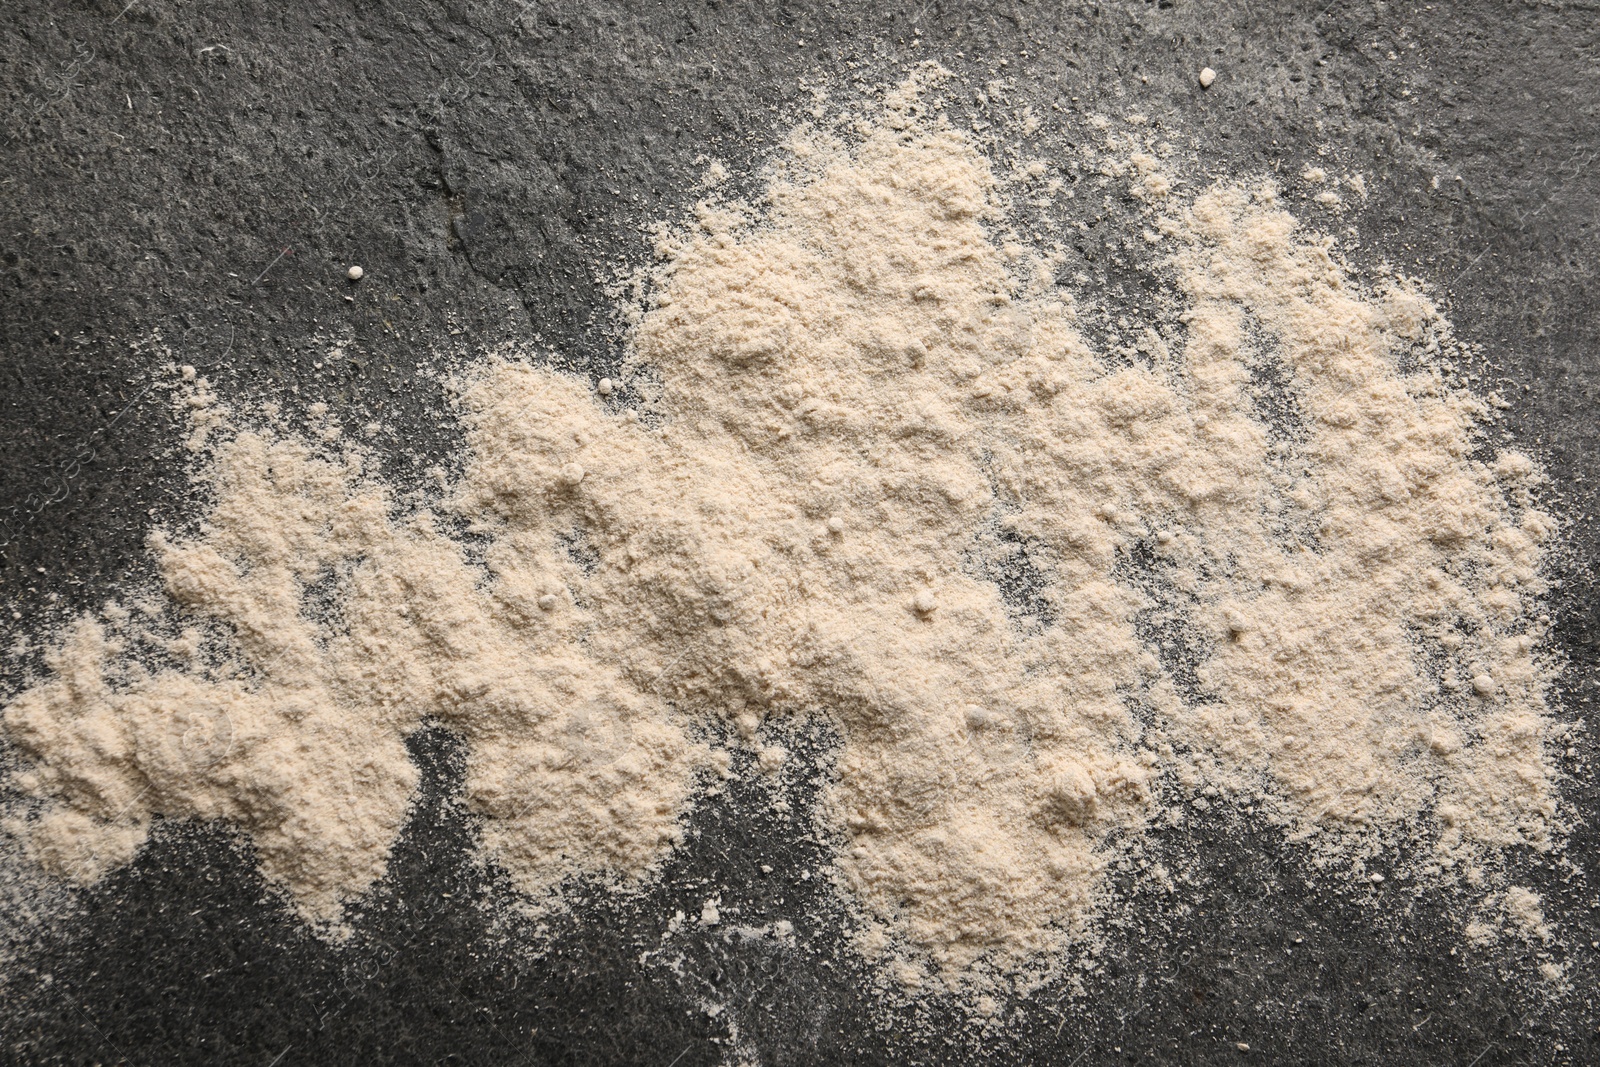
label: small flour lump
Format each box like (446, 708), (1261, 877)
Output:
(1, 70), (1560, 982)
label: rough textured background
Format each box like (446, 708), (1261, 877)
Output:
(3, 1), (1598, 1064)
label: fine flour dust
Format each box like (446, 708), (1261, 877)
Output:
(0, 71), (1562, 986)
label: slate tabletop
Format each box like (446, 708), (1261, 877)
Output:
(2, 2), (1599, 1065)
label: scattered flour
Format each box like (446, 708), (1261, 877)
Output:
(0, 70), (1562, 985)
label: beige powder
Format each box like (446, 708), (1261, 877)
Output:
(1, 70), (1560, 981)
(3, 428), (704, 925)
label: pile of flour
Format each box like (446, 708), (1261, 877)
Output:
(0, 70), (1560, 983)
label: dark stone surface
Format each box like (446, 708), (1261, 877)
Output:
(2, 1), (1598, 1064)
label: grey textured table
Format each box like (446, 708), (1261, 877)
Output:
(2, 2), (1597, 1064)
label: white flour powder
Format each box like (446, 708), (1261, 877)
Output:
(1, 70), (1561, 984)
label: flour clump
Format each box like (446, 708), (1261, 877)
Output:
(1, 70), (1561, 986)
